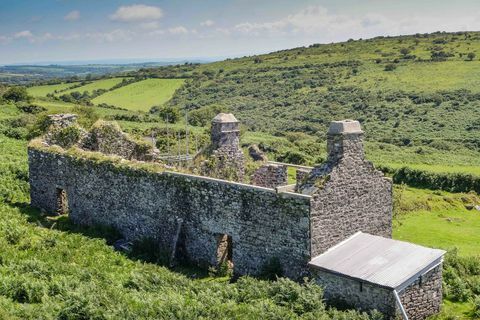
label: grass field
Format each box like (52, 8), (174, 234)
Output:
(346, 61), (480, 93)
(27, 83), (77, 97)
(58, 77), (127, 96)
(393, 186), (480, 256)
(92, 78), (185, 111)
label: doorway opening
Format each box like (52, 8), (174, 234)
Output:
(56, 187), (69, 215)
(216, 233), (233, 270)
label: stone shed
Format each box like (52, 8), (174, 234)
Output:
(309, 232), (446, 320)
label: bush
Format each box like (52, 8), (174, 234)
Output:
(188, 104), (229, 127)
(277, 151), (308, 165)
(384, 64), (397, 71)
(16, 103), (47, 114)
(2, 86), (30, 102)
(151, 105), (180, 123)
(389, 167), (480, 193)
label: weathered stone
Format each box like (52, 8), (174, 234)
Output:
(313, 265), (443, 320)
(299, 120), (392, 257)
(29, 148), (311, 279)
(251, 163), (287, 188)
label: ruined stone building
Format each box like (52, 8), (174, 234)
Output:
(29, 113), (445, 319)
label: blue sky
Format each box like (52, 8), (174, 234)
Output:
(1, 0), (480, 64)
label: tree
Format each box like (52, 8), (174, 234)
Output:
(151, 105), (180, 123)
(2, 86), (30, 102)
(399, 48), (410, 56)
(467, 52), (476, 61)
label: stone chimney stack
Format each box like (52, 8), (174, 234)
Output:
(326, 120), (364, 163)
(47, 114), (78, 129)
(211, 113), (240, 149)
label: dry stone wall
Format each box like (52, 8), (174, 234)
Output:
(29, 148), (311, 279)
(399, 266), (443, 320)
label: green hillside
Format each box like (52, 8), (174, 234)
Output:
(153, 32), (480, 150)
(92, 78), (185, 111)
(27, 83), (76, 97)
(58, 77), (127, 96)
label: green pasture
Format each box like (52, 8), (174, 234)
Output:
(27, 83), (77, 97)
(92, 78), (185, 111)
(58, 77), (127, 95)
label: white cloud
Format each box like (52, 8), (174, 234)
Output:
(110, 4), (163, 22)
(64, 10), (80, 21)
(85, 29), (135, 42)
(200, 19), (215, 27)
(168, 26), (188, 35)
(140, 21), (160, 30)
(232, 5), (480, 41)
(14, 30), (33, 39)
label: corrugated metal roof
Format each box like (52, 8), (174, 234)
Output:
(308, 232), (446, 289)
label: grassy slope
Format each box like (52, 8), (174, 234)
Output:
(163, 32), (480, 161)
(27, 83), (76, 97)
(92, 78), (185, 111)
(58, 77), (126, 95)
(393, 186), (480, 256)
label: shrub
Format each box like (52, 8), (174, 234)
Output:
(384, 64), (397, 71)
(2, 86), (30, 102)
(16, 103), (47, 114)
(150, 105), (180, 123)
(259, 257), (284, 280)
(277, 151), (308, 165)
(48, 126), (83, 149)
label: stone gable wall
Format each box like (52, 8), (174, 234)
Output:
(29, 148), (311, 279)
(309, 159), (393, 256)
(399, 265), (443, 320)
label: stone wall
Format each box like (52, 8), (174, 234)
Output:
(313, 265), (443, 320)
(399, 266), (443, 320)
(251, 163), (288, 188)
(29, 148), (311, 279)
(313, 270), (397, 317)
(299, 120), (392, 257)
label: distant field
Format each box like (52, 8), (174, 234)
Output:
(59, 77), (128, 96)
(27, 83), (77, 97)
(92, 78), (185, 111)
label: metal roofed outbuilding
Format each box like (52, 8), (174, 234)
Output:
(309, 232), (446, 320)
